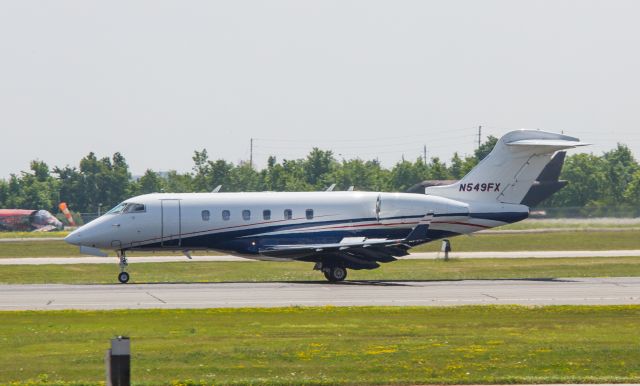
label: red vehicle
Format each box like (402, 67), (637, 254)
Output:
(0, 209), (64, 231)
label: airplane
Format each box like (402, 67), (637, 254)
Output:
(65, 130), (588, 283)
(0, 209), (63, 232)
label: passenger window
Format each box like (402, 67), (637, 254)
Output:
(201, 210), (210, 221)
(242, 210), (251, 221)
(222, 210), (230, 221)
(263, 209), (271, 220)
(284, 209), (292, 220)
(306, 209), (314, 220)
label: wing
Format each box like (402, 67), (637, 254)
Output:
(258, 213), (433, 269)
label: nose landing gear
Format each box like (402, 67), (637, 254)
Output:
(118, 271), (130, 284)
(117, 250), (130, 284)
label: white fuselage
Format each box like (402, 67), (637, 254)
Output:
(65, 191), (528, 258)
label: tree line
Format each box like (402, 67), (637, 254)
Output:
(1, 136), (639, 218)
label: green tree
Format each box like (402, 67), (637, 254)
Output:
(0, 179), (8, 208)
(602, 144), (639, 204)
(474, 135), (498, 161)
(449, 153), (464, 179)
(546, 153), (607, 207)
(428, 157), (450, 180)
(280, 159), (312, 191)
(330, 159), (389, 191)
(53, 165), (84, 212)
(228, 163), (262, 191)
(262, 156), (288, 191)
(623, 170), (640, 206)
(54, 152), (132, 213)
(133, 170), (165, 195)
(3, 161), (59, 211)
(304, 148), (336, 189)
(164, 170), (193, 193)
(191, 149), (237, 192)
(389, 160), (422, 192)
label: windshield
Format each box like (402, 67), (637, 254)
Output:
(106, 202), (146, 215)
(106, 202), (127, 215)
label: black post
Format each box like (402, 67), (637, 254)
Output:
(106, 336), (130, 386)
(442, 239), (451, 261)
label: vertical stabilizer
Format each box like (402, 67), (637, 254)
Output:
(425, 130), (588, 204)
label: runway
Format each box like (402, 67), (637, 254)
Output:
(2, 250), (640, 265)
(1, 277), (639, 310)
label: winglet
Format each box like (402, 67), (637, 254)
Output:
(404, 212), (434, 242)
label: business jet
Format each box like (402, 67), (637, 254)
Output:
(65, 130), (587, 283)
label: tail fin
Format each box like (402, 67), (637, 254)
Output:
(425, 130), (588, 204)
(520, 151), (568, 207)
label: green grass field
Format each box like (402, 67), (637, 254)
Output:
(0, 231), (69, 239)
(0, 241), (221, 258)
(412, 229), (640, 252)
(2, 257), (640, 284)
(1, 229), (639, 259)
(499, 218), (640, 230)
(1, 306), (638, 385)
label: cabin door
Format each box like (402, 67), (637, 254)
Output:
(161, 199), (181, 247)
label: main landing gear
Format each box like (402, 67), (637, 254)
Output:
(324, 266), (347, 282)
(117, 250), (129, 284)
(314, 263), (348, 282)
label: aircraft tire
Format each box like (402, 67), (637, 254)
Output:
(324, 266), (347, 282)
(118, 272), (130, 284)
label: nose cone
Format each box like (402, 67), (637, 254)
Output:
(64, 229), (83, 246)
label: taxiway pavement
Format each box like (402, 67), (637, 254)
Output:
(1, 250), (640, 265)
(1, 277), (638, 310)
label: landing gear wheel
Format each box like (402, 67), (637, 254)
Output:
(323, 266), (347, 282)
(118, 271), (130, 284)
(117, 250), (129, 284)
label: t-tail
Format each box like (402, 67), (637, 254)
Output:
(425, 130), (589, 204)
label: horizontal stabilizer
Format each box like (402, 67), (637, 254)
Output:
(506, 139), (590, 148)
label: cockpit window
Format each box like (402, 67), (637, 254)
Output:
(106, 202), (128, 214)
(124, 203), (145, 213)
(106, 202), (145, 215)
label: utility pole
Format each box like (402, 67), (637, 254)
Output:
(249, 138), (253, 169)
(477, 125), (482, 149)
(423, 144), (427, 166)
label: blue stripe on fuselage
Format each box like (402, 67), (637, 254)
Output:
(127, 211), (526, 255)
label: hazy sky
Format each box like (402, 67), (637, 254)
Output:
(1, 0), (639, 178)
